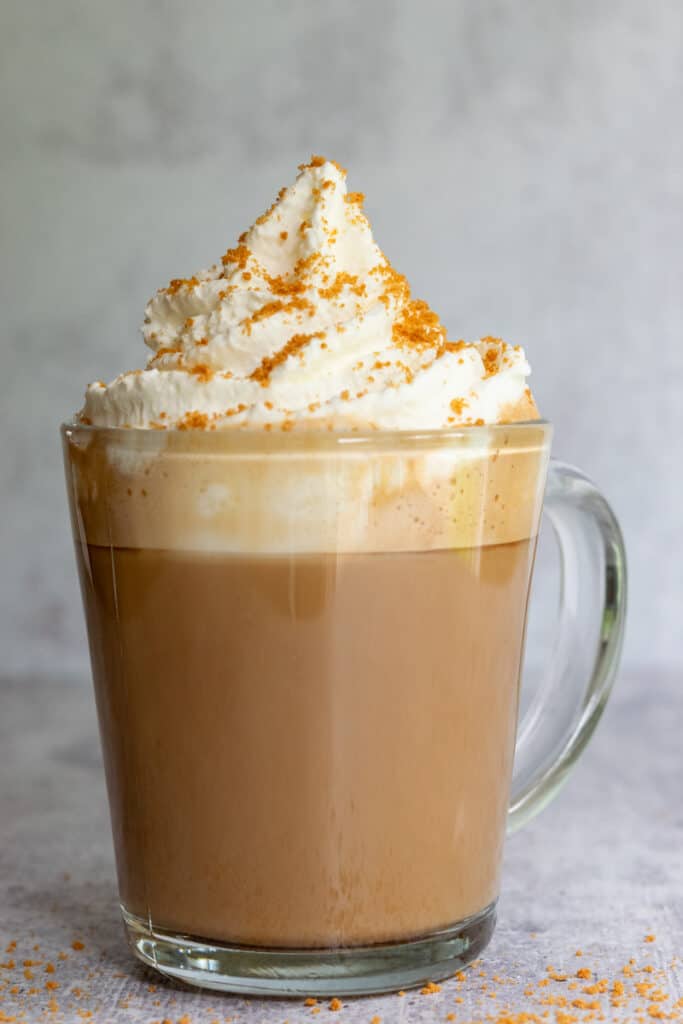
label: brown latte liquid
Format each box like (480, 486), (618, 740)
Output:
(77, 540), (534, 948)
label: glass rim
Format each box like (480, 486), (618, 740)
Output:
(61, 418), (552, 453)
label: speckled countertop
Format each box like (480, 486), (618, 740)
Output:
(1, 671), (681, 1023)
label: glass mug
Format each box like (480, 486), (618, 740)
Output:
(62, 420), (626, 996)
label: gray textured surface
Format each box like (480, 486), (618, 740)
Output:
(1, 670), (681, 1023)
(0, 0), (682, 676)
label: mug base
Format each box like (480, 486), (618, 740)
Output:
(122, 901), (496, 996)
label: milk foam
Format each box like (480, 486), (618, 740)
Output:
(64, 424), (551, 554)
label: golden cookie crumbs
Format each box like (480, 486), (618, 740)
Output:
(396, 360), (414, 383)
(177, 411), (211, 430)
(583, 979), (608, 994)
(645, 934), (656, 943)
(483, 347), (500, 377)
(250, 331), (325, 386)
(344, 191), (364, 205)
(420, 981), (442, 995)
(392, 298), (447, 351)
(319, 271), (367, 300)
(372, 261), (410, 309)
(221, 243), (250, 269)
(243, 296), (314, 333)
(328, 998), (343, 1011)
(252, 186), (289, 231)
(304, 997), (317, 1006)
(577, 968), (592, 979)
(261, 271), (307, 300)
(189, 363), (214, 383)
(149, 345), (181, 364)
(450, 397), (468, 416)
(224, 403), (247, 418)
(301, 155), (326, 169)
(165, 275), (200, 294)
(71, 941), (85, 951)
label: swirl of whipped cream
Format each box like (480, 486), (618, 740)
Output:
(81, 157), (537, 430)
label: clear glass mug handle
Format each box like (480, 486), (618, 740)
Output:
(508, 460), (627, 833)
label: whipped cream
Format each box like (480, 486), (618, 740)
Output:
(81, 157), (537, 431)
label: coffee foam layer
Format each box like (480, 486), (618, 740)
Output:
(64, 423), (550, 555)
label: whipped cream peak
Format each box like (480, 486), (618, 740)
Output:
(81, 156), (537, 431)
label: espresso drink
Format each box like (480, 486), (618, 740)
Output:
(76, 537), (535, 948)
(66, 155), (548, 981)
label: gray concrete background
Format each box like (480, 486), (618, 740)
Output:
(1, 0), (681, 675)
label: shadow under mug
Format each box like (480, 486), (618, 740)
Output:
(62, 419), (626, 996)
